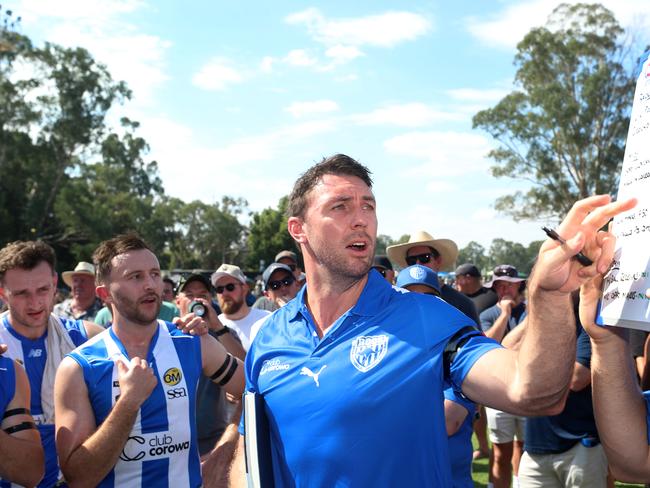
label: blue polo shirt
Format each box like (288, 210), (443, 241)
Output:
(242, 270), (501, 486)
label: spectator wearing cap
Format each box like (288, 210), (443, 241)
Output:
(455, 263), (498, 315)
(253, 263), (299, 313)
(480, 264), (528, 488)
(396, 264), (475, 488)
(275, 249), (302, 280)
(211, 264), (270, 351)
(174, 273), (246, 456)
(372, 255), (395, 284)
(386, 231), (479, 325)
(53, 261), (103, 321)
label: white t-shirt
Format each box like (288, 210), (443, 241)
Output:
(219, 308), (271, 351)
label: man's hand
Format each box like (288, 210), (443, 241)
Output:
(497, 297), (514, 315)
(531, 195), (636, 294)
(117, 358), (157, 409)
(0, 343), (6, 355)
(174, 313), (209, 336)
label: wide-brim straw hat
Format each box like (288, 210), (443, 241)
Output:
(386, 230), (458, 271)
(62, 261), (95, 288)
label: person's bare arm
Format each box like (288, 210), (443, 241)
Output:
(579, 272), (650, 482)
(444, 399), (469, 436)
(501, 318), (527, 350)
(484, 300), (513, 343)
(205, 307), (246, 361)
(462, 195), (636, 416)
(55, 356), (157, 486)
(82, 320), (105, 339)
(201, 334), (245, 397)
(0, 362), (44, 487)
(570, 362), (591, 391)
(641, 335), (650, 391)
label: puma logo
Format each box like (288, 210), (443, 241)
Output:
(300, 365), (327, 387)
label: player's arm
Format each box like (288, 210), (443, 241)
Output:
(55, 356), (157, 486)
(462, 195), (636, 415)
(0, 362), (44, 487)
(82, 320), (105, 338)
(577, 272), (650, 482)
(201, 401), (244, 488)
(444, 399), (469, 436)
(200, 334), (245, 397)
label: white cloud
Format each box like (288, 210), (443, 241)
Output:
(351, 103), (464, 127)
(383, 130), (493, 177)
(285, 100), (340, 118)
(15, 0), (169, 106)
(192, 58), (244, 91)
(286, 8), (432, 48)
(260, 56), (275, 73)
(325, 45), (364, 63)
(466, 0), (650, 50)
(284, 49), (319, 67)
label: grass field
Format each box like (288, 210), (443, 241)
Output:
(470, 435), (644, 487)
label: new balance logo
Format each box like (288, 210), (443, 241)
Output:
(28, 349), (43, 358)
(300, 365), (327, 387)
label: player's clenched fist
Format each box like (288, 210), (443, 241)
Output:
(116, 357), (158, 409)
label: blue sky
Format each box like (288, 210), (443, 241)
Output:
(9, 0), (649, 249)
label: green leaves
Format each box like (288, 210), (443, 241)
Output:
(473, 3), (634, 222)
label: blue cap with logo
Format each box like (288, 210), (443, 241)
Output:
(396, 265), (441, 293)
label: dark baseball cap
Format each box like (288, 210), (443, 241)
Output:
(176, 273), (213, 293)
(262, 263), (293, 290)
(372, 255), (393, 271)
(455, 263), (481, 278)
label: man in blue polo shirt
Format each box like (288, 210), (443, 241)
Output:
(217, 153), (634, 487)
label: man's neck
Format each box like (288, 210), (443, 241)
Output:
(304, 271), (368, 338)
(224, 305), (250, 322)
(71, 296), (95, 313)
(461, 282), (482, 295)
(111, 316), (159, 358)
(7, 313), (48, 340)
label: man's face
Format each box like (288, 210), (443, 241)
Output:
(71, 273), (96, 303)
(162, 281), (175, 302)
(0, 261), (57, 332)
(406, 245), (443, 272)
(493, 280), (521, 301)
(265, 269), (299, 305)
(101, 249), (163, 326)
(215, 276), (246, 315)
(372, 267), (395, 284)
(455, 274), (477, 293)
(176, 280), (212, 315)
(298, 174), (377, 280)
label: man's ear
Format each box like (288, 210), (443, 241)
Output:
(95, 284), (112, 304)
(288, 216), (306, 244)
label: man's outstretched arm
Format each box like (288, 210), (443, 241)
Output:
(462, 195), (636, 415)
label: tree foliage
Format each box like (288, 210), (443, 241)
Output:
(246, 196), (299, 272)
(458, 239), (543, 276)
(473, 3), (636, 221)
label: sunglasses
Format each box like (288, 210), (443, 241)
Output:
(215, 283), (241, 294)
(268, 275), (295, 291)
(372, 267), (387, 277)
(406, 253), (434, 266)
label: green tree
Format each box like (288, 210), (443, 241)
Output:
(246, 196), (298, 272)
(457, 241), (490, 273)
(167, 197), (247, 270)
(473, 3), (635, 221)
(487, 239), (543, 275)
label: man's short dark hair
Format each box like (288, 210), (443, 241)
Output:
(93, 233), (154, 284)
(287, 154), (373, 219)
(0, 241), (56, 284)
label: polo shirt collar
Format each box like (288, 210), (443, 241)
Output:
(288, 268), (393, 323)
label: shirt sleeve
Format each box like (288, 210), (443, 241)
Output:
(479, 307), (497, 333)
(448, 334), (502, 393)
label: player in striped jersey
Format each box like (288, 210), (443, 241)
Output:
(0, 240), (105, 487)
(54, 234), (245, 487)
(0, 356), (44, 487)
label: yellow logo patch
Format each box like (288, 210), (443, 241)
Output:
(163, 367), (182, 386)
